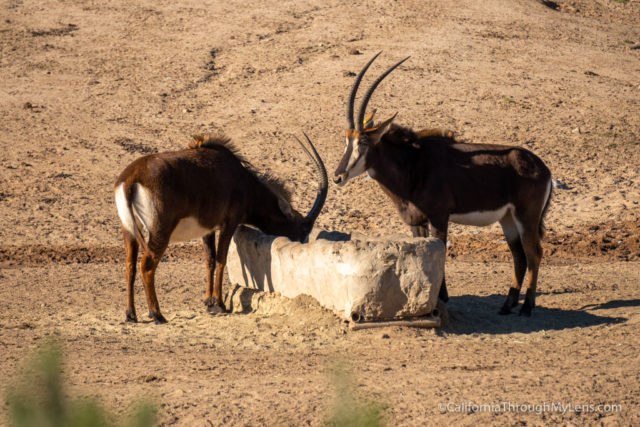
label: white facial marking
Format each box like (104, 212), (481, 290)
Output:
(278, 197), (294, 218)
(115, 183), (135, 236)
(346, 154), (367, 180)
(450, 204), (514, 227)
(343, 136), (368, 181)
(170, 217), (215, 243)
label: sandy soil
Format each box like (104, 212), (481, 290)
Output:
(1, 0), (639, 425)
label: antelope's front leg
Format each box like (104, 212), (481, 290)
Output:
(202, 232), (222, 312)
(429, 217), (450, 302)
(205, 224), (237, 314)
(411, 225), (429, 238)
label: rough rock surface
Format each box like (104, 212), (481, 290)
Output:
(227, 226), (445, 321)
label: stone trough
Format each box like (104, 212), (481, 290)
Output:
(227, 226), (446, 325)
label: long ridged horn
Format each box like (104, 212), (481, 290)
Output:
(356, 56), (410, 131)
(294, 133), (327, 222)
(346, 51), (382, 130)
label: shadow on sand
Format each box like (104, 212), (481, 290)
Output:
(443, 294), (632, 335)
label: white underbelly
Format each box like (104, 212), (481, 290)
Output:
(450, 204), (513, 227)
(170, 217), (215, 243)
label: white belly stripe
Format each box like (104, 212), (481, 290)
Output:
(450, 204), (513, 227)
(170, 217), (216, 243)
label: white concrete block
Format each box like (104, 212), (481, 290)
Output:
(227, 226), (445, 322)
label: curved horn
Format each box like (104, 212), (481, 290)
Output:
(347, 51), (382, 130)
(356, 56), (410, 131)
(294, 133), (327, 222)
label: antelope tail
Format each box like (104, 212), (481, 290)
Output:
(116, 182), (149, 252)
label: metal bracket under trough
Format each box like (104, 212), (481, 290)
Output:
(349, 311), (441, 331)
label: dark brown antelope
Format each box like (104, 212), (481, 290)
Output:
(334, 53), (552, 316)
(115, 133), (327, 323)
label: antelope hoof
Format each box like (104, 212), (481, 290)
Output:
(519, 305), (533, 317)
(205, 297), (226, 314)
(125, 310), (138, 323)
(438, 286), (449, 303)
(498, 305), (512, 315)
(150, 311), (168, 324)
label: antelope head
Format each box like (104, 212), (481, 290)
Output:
(333, 52), (410, 186)
(270, 133), (328, 242)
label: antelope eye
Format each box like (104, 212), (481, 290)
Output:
(356, 138), (369, 154)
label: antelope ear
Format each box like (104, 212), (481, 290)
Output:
(364, 113), (396, 144)
(363, 109), (377, 129)
(278, 197), (295, 219)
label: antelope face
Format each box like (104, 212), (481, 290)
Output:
(337, 51), (409, 187)
(333, 129), (370, 186)
(333, 114), (396, 186)
(269, 198), (313, 242)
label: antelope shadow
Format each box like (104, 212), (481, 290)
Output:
(443, 294), (629, 335)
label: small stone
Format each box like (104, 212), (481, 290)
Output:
(348, 48), (362, 55)
(382, 333), (390, 339)
(552, 179), (570, 190)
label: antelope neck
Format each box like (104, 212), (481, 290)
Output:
(366, 142), (421, 202)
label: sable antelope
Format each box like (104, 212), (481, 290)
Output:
(114, 133), (328, 323)
(334, 53), (552, 316)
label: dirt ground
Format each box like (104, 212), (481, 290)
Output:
(1, 0), (639, 425)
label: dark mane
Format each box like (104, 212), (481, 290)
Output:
(257, 174), (292, 203)
(383, 125), (458, 147)
(190, 134), (291, 202)
(189, 133), (235, 150)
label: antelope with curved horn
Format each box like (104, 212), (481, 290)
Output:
(115, 133), (328, 323)
(334, 53), (552, 316)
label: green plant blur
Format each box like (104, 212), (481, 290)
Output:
(324, 361), (387, 427)
(6, 340), (157, 427)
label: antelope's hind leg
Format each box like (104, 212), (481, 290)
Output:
(139, 237), (169, 324)
(123, 231), (139, 322)
(499, 213), (527, 315)
(518, 227), (542, 317)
